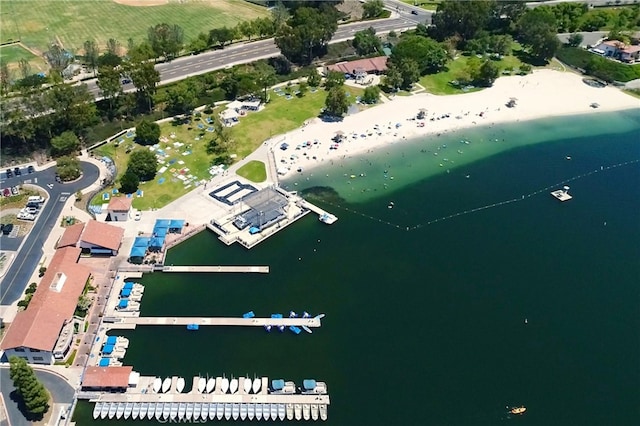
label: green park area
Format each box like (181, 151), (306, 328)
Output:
(0, 45), (48, 76)
(236, 161), (266, 183)
(92, 83), (363, 210)
(400, 1), (441, 11)
(0, 0), (267, 56)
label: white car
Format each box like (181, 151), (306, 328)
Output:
(134, 211), (142, 221)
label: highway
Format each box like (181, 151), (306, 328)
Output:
(85, 8), (432, 99)
(0, 161), (99, 305)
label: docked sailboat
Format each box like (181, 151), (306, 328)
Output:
(224, 403), (232, 420)
(294, 403), (302, 421)
(169, 403), (178, 420)
(319, 404), (327, 421)
(162, 402), (171, 420)
(100, 402), (109, 419)
(209, 403), (216, 420)
(124, 402), (133, 419)
(302, 311), (311, 318)
(178, 402), (186, 420)
(132, 403), (140, 419)
(220, 376), (230, 393)
(252, 377), (261, 394)
(278, 403), (286, 421)
(161, 377), (171, 393)
(263, 403), (271, 420)
(108, 402), (117, 419)
(243, 376), (252, 394)
(240, 403), (248, 420)
(264, 324), (272, 332)
(115, 402), (125, 419)
(289, 311), (298, 318)
(255, 403), (263, 420)
(194, 402), (202, 420)
(303, 403), (310, 420)
(93, 402), (102, 419)
(232, 403), (240, 420)
(248, 403), (255, 421)
(206, 377), (215, 393)
(176, 377), (186, 393)
(152, 377), (162, 393)
(286, 403), (294, 420)
(185, 402), (194, 420)
(311, 404), (319, 421)
(270, 403), (278, 420)
(197, 377), (206, 393)
(140, 402), (149, 420)
(230, 377), (239, 394)
(216, 403), (224, 420)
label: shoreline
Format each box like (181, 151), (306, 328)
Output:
(269, 70), (639, 179)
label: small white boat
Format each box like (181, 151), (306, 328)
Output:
(93, 402), (102, 419)
(240, 403), (248, 420)
(178, 402), (186, 420)
(221, 377), (230, 394)
(108, 402), (117, 419)
(263, 403), (271, 420)
(255, 403), (263, 420)
(170, 403), (178, 420)
(270, 403), (278, 420)
(124, 402), (133, 419)
(252, 377), (261, 394)
(152, 377), (162, 393)
(278, 403), (286, 421)
(320, 404), (327, 421)
(303, 403), (310, 420)
(100, 402), (109, 419)
(116, 402), (125, 419)
(294, 403), (302, 421)
(248, 403), (255, 421)
(163, 402), (172, 420)
(194, 403), (202, 420)
(243, 376), (252, 394)
(162, 377), (171, 393)
(185, 402), (194, 420)
(216, 403), (224, 420)
(311, 404), (319, 421)
(132, 402), (140, 420)
(230, 377), (239, 394)
(206, 377), (215, 393)
(286, 403), (294, 420)
(140, 402), (149, 420)
(176, 377), (186, 393)
(158, 402), (167, 420)
(302, 311), (311, 318)
(224, 403), (232, 420)
(208, 403), (216, 420)
(197, 377), (206, 393)
(232, 403), (240, 420)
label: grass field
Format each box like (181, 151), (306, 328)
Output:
(400, 0), (441, 11)
(0, 0), (268, 56)
(0, 45), (48, 76)
(91, 84), (364, 210)
(236, 160), (266, 183)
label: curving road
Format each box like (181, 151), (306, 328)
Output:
(0, 161), (99, 305)
(85, 9), (432, 99)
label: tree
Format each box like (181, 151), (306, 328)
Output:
(267, 56), (291, 75)
(361, 85), (380, 104)
(119, 168), (140, 194)
(97, 65), (123, 115)
(254, 17), (276, 38)
(391, 35), (448, 75)
(209, 27), (235, 48)
(50, 131), (80, 156)
(206, 117), (235, 155)
(128, 61), (160, 111)
(165, 80), (200, 115)
(271, 1), (289, 29)
(476, 60), (500, 86)
(44, 44), (71, 74)
(106, 38), (120, 56)
(76, 295), (92, 314)
(127, 41), (155, 62)
(135, 119), (161, 146)
(324, 70), (345, 90)
(18, 58), (31, 80)
(254, 63), (277, 101)
(567, 33), (584, 47)
(9, 356), (49, 419)
(518, 8), (559, 61)
(324, 87), (349, 117)
(188, 32), (210, 54)
(46, 83), (98, 135)
(56, 156), (82, 181)
(0, 63), (10, 94)
(432, 0), (497, 43)
(127, 149), (158, 181)
(307, 67), (322, 87)
(97, 52), (122, 68)
(83, 39), (99, 74)
(362, 0), (384, 19)
(353, 27), (382, 56)
(238, 20), (256, 41)
(397, 57), (420, 89)
(148, 23), (184, 60)
(383, 65), (403, 92)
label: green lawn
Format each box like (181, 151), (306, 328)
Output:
(0, 0), (267, 55)
(91, 84), (363, 210)
(236, 160), (266, 183)
(400, 0), (441, 11)
(0, 45), (48, 77)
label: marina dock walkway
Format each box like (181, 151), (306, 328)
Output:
(105, 316), (323, 329)
(162, 265), (269, 273)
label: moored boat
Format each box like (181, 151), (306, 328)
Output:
(108, 402), (117, 419)
(115, 402), (125, 419)
(93, 402), (102, 419)
(178, 402), (186, 420)
(243, 376), (252, 394)
(216, 403), (224, 420)
(510, 406), (527, 415)
(224, 403), (232, 420)
(100, 402), (109, 419)
(230, 377), (239, 394)
(289, 311), (298, 318)
(255, 403), (263, 420)
(208, 403), (216, 420)
(140, 402), (149, 420)
(311, 404), (319, 421)
(263, 403), (271, 420)
(232, 403), (240, 420)
(163, 402), (171, 420)
(278, 403), (286, 421)
(194, 402), (202, 420)
(185, 402), (194, 420)
(252, 377), (261, 394)
(124, 402), (133, 419)
(302, 311), (311, 318)
(221, 377), (230, 394)
(302, 325), (313, 334)
(248, 403), (255, 421)
(152, 377), (162, 393)
(294, 403), (302, 421)
(286, 403), (294, 420)
(264, 324), (272, 332)
(270, 403), (278, 421)
(303, 403), (310, 421)
(132, 402), (140, 420)
(162, 377), (171, 393)
(197, 377), (206, 393)
(206, 377), (215, 393)
(240, 403), (248, 420)
(319, 404), (327, 421)
(176, 377), (185, 393)
(170, 403), (178, 420)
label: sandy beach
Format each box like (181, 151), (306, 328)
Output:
(270, 70), (639, 178)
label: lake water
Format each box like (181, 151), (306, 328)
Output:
(73, 110), (640, 425)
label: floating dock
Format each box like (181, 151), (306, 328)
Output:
(162, 265), (269, 273)
(104, 316), (323, 330)
(551, 186), (572, 201)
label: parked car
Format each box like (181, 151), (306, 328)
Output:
(14, 167), (21, 176)
(134, 211), (142, 221)
(411, 10), (419, 15)
(1, 188), (11, 197)
(0, 224), (4, 233)
(17, 212), (35, 221)
(5, 169), (13, 178)
(10, 186), (19, 196)
(55, 175), (62, 183)
(27, 196), (45, 204)
(27, 165), (35, 174)
(25, 207), (38, 215)
(2, 223), (13, 235)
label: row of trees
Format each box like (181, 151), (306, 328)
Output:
(9, 356), (49, 419)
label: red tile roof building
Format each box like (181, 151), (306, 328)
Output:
(107, 197), (132, 221)
(78, 220), (124, 255)
(82, 366), (134, 390)
(325, 56), (388, 75)
(57, 222), (85, 248)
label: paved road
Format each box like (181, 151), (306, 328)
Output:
(0, 367), (75, 426)
(85, 11), (432, 99)
(0, 161), (99, 305)
(557, 31), (608, 48)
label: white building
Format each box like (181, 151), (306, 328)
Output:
(106, 197), (132, 222)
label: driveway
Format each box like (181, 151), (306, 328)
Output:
(0, 367), (75, 426)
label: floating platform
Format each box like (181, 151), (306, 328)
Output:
(551, 188), (572, 202)
(162, 265), (269, 273)
(106, 316), (323, 330)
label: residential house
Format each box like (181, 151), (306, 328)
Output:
(106, 197), (132, 221)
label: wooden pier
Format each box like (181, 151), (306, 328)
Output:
(162, 265), (269, 273)
(106, 316), (323, 329)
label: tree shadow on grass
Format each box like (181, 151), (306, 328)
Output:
(8, 390), (45, 422)
(513, 49), (549, 67)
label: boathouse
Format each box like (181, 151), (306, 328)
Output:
(82, 366), (137, 391)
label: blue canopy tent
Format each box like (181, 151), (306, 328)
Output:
(123, 282), (134, 290)
(99, 358), (110, 367)
(121, 288), (131, 297)
(129, 246), (146, 264)
(152, 227), (168, 237)
(133, 237), (150, 247)
(106, 336), (117, 345)
(149, 236), (165, 252)
(168, 219), (185, 233)
(155, 219), (171, 228)
(117, 299), (128, 309)
(102, 344), (114, 355)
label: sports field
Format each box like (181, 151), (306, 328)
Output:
(0, 45), (48, 76)
(0, 0), (268, 55)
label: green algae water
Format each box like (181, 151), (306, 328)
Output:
(74, 110), (640, 425)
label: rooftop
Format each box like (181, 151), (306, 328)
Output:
(82, 366), (133, 389)
(107, 197), (132, 212)
(81, 220), (124, 251)
(57, 222), (84, 248)
(326, 56), (388, 74)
